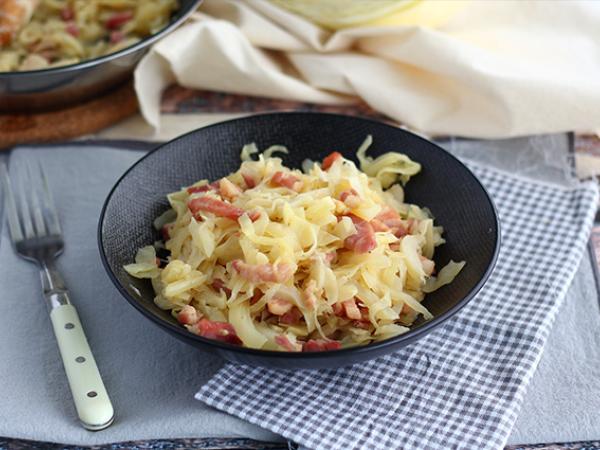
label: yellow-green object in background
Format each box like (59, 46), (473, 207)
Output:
(269, 0), (468, 30)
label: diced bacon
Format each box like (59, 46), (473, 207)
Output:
(188, 196), (247, 221)
(177, 305), (200, 325)
(332, 302), (345, 317)
(187, 182), (218, 194)
(109, 30), (124, 43)
(105, 10), (133, 30)
(334, 299), (370, 323)
(340, 189), (361, 209)
(372, 207), (408, 237)
(420, 255), (435, 276)
(248, 210), (261, 221)
(303, 280), (318, 309)
(271, 171), (302, 191)
(267, 297), (293, 316)
(160, 224), (172, 241)
(211, 278), (232, 296)
(275, 335), (302, 352)
(302, 339), (341, 352)
(231, 260), (294, 283)
(60, 6), (74, 21)
(344, 214), (376, 253)
(324, 251), (336, 266)
(65, 22), (79, 37)
(322, 152), (343, 170)
(193, 319), (242, 345)
(358, 304), (371, 320)
(250, 289), (262, 305)
(370, 219), (388, 232)
(219, 178), (242, 200)
(342, 299), (362, 320)
(279, 307), (303, 325)
(241, 171), (257, 189)
(389, 242), (400, 251)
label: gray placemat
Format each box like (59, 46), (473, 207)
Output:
(0, 146), (282, 446)
(0, 135), (598, 446)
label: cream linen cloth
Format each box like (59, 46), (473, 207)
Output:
(135, 0), (600, 138)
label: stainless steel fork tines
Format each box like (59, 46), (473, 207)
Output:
(1, 161), (114, 431)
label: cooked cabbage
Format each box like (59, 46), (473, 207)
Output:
(125, 137), (465, 351)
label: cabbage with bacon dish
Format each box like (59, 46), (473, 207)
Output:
(125, 137), (465, 352)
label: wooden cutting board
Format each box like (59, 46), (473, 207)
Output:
(0, 82), (138, 150)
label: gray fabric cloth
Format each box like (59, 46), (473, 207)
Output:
(0, 147), (282, 445)
(508, 251), (600, 444)
(196, 160), (598, 450)
(0, 138), (598, 446)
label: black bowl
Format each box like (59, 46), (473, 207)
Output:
(98, 112), (500, 369)
(0, 0), (201, 112)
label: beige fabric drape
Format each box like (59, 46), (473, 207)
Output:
(135, 0), (600, 138)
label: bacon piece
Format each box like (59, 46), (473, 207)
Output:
(60, 6), (74, 20)
(211, 278), (232, 296)
(322, 152), (343, 170)
(279, 307), (303, 325)
(250, 289), (262, 305)
(340, 189), (361, 209)
(334, 299), (370, 325)
(241, 171), (257, 189)
(65, 22), (79, 37)
(193, 319), (242, 345)
(275, 335), (302, 352)
(188, 196), (246, 221)
(372, 207), (408, 237)
(187, 182), (218, 194)
(219, 178), (242, 200)
(271, 171), (302, 191)
(267, 297), (293, 316)
(324, 251), (336, 265)
(389, 242), (401, 251)
(342, 299), (362, 320)
(370, 219), (388, 233)
(302, 339), (341, 352)
(303, 280), (318, 310)
(160, 224), (172, 241)
(332, 302), (345, 317)
(231, 260), (294, 283)
(109, 30), (124, 43)
(177, 305), (200, 325)
(105, 10), (133, 30)
(344, 214), (376, 253)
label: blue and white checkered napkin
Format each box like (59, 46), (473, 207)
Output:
(196, 162), (599, 450)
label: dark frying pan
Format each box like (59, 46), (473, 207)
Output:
(0, 0), (201, 112)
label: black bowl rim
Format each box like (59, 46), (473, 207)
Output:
(0, 0), (202, 76)
(98, 111), (501, 360)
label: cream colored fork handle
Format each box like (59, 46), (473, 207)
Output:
(50, 304), (114, 431)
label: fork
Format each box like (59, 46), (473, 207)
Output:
(1, 161), (114, 431)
